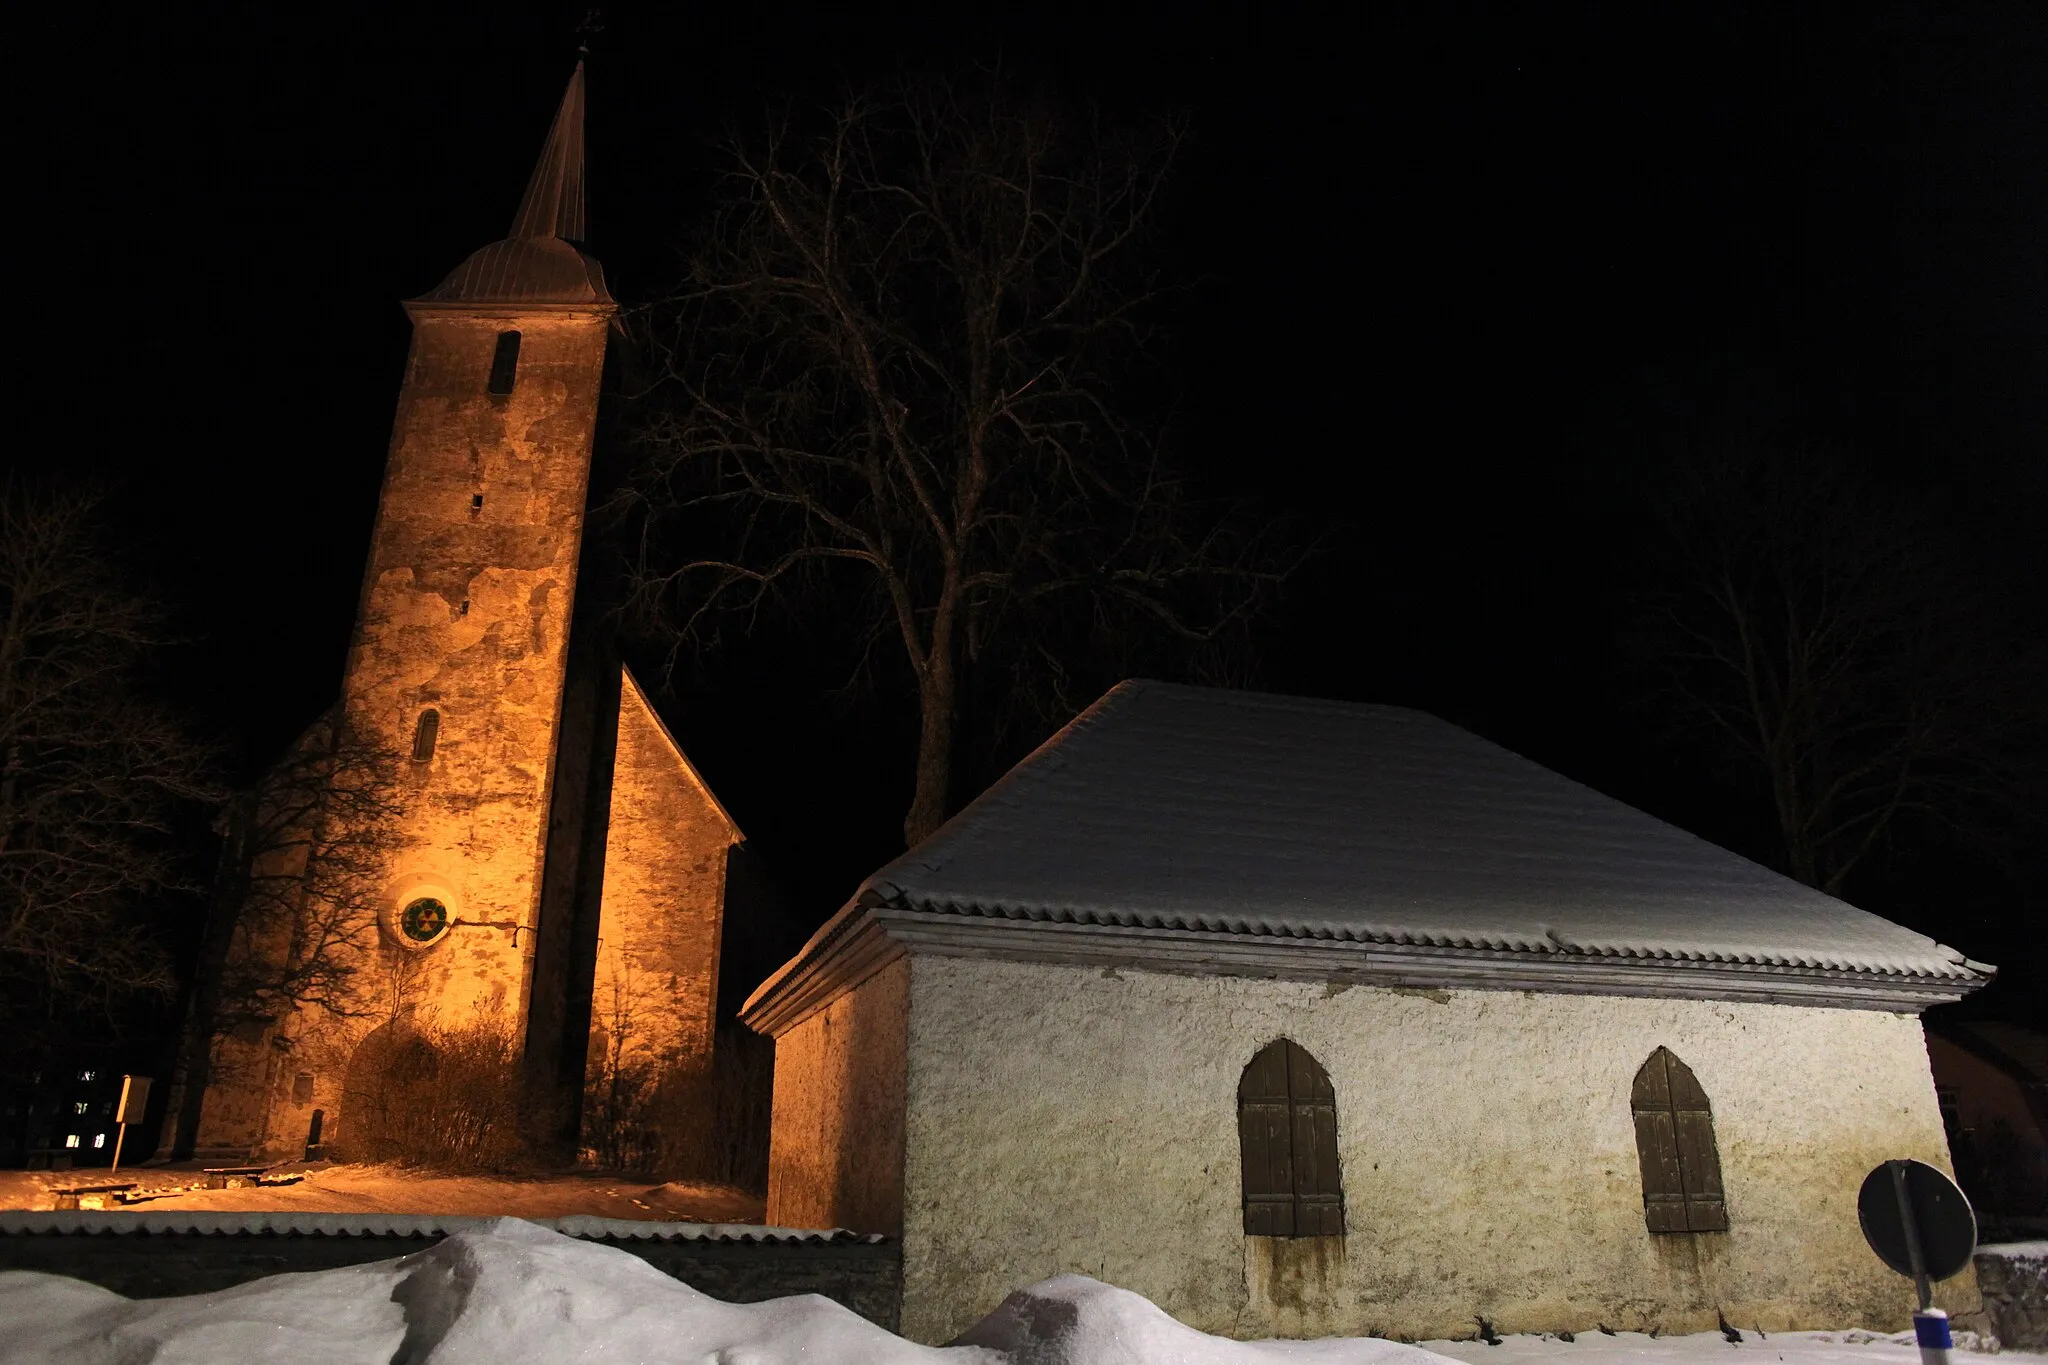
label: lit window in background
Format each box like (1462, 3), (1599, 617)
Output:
(64, 1135), (80, 1148)
(80, 1071), (96, 1081)
(93, 1134), (106, 1149)
(74, 1102), (90, 1114)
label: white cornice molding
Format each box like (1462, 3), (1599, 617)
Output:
(740, 905), (903, 1038)
(742, 905), (1985, 1035)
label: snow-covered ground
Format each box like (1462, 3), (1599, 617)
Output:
(1, 1217), (2040, 1365)
(1424, 1327), (2035, 1365)
(0, 1162), (763, 1223)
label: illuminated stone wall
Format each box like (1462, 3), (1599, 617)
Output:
(586, 668), (740, 1111)
(764, 957), (909, 1236)
(892, 955), (1976, 1344)
(186, 1030), (276, 1156)
(192, 305), (612, 1162)
(339, 305), (610, 1027)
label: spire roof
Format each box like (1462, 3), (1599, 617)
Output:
(413, 63), (611, 310)
(509, 61), (589, 243)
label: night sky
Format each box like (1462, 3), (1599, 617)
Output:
(19, 3), (2046, 1016)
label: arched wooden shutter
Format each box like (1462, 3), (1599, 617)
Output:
(1631, 1047), (1729, 1232)
(1239, 1039), (1345, 1236)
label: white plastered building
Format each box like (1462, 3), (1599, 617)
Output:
(741, 680), (1991, 1344)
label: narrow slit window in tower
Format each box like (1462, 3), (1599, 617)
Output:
(487, 331), (522, 395)
(412, 708), (441, 762)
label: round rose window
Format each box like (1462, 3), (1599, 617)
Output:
(400, 896), (450, 944)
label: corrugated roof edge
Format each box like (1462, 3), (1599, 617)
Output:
(740, 901), (1986, 1039)
(0, 1210), (883, 1243)
(864, 895), (1988, 979)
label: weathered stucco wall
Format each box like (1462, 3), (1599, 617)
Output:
(765, 957), (909, 1236)
(589, 669), (737, 1086)
(898, 956), (1971, 1344)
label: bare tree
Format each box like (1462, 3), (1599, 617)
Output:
(581, 957), (660, 1172)
(623, 80), (1296, 845)
(208, 708), (407, 1039)
(0, 481), (217, 1021)
(1635, 449), (2038, 895)
(166, 706), (410, 1156)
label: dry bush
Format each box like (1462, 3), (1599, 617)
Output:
(580, 966), (772, 1186)
(579, 1019), (665, 1174)
(579, 1026), (769, 1188)
(698, 1023), (772, 1194)
(341, 1009), (532, 1172)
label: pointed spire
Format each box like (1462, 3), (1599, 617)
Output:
(412, 62), (610, 307)
(510, 62), (588, 243)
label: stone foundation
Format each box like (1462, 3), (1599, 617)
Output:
(1974, 1243), (2047, 1349)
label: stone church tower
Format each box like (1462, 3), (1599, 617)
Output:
(174, 66), (756, 1170)
(345, 61), (617, 1049)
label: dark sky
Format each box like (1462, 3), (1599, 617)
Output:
(19, 3), (2047, 1008)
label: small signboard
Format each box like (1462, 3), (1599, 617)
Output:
(109, 1075), (152, 1174)
(115, 1075), (151, 1125)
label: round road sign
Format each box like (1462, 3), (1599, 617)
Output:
(1857, 1159), (1976, 1283)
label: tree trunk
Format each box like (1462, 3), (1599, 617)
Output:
(904, 650), (959, 848)
(168, 791), (257, 1158)
(1771, 759), (1823, 889)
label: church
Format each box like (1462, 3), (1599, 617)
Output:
(170, 66), (762, 1171)
(167, 62), (1992, 1348)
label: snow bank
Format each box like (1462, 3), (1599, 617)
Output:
(0, 1216), (1451, 1365)
(17, 1219), (2024, 1365)
(959, 1273), (1437, 1362)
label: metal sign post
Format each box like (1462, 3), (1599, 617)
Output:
(109, 1075), (151, 1175)
(1888, 1160), (1934, 1310)
(1857, 1159), (1977, 1365)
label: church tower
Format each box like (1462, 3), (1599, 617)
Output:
(178, 64), (763, 1173)
(338, 63), (612, 1025)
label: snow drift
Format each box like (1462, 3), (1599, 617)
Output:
(0, 1215), (1449, 1364)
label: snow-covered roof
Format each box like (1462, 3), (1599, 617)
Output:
(861, 681), (1979, 981)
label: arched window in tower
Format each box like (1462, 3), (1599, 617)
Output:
(1238, 1038), (1344, 1236)
(1631, 1046), (1729, 1233)
(411, 709), (440, 763)
(486, 330), (522, 395)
